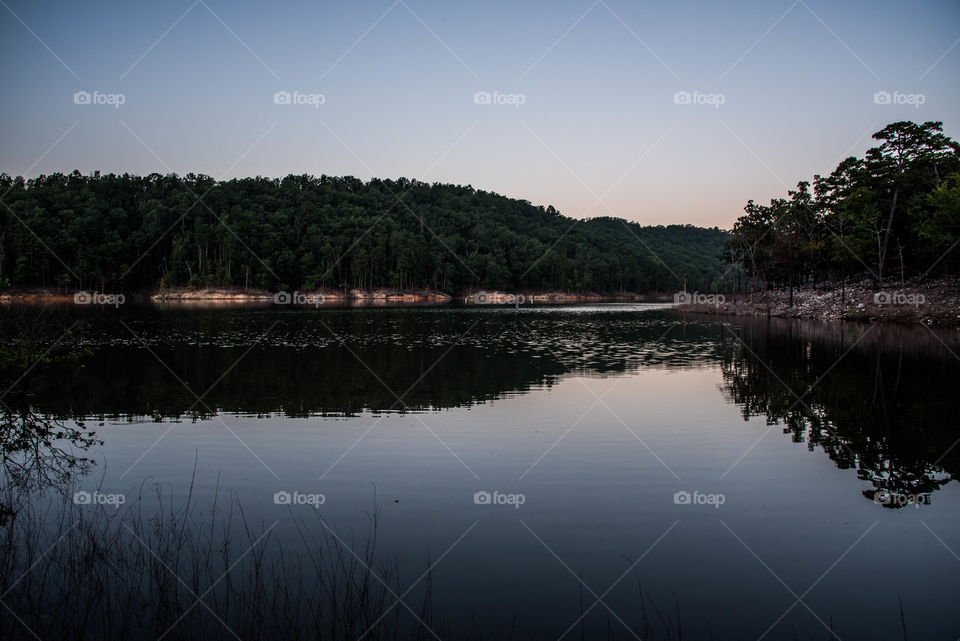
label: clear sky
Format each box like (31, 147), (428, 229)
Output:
(1, 0), (958, 228)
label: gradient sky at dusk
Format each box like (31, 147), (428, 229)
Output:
(2, 0), (958, 227)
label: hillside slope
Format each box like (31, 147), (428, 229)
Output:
(0, 172), (728, 294)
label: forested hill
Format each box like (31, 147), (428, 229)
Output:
(0, 172), (727, 294)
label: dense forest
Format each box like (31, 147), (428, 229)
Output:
(723, 120), (960, 291)
(0, 172), (727, 295)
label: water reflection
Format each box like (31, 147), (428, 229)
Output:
(0, 308), (101, 522)
(22, 305), (721, 418)
(717, 317), (958, 507)
(4, 303), (959, 507)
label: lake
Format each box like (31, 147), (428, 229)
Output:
(2, 302), (959, 640)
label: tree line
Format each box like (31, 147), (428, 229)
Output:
(723, 120), (960, 294)
(0, 172), (727, 295)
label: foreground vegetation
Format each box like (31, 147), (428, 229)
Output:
(0, 483), (915, 641)
(2, 481), (440, 641)
(0, 173), (726, 296)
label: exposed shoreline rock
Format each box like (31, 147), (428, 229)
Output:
(151, 287), (274, 301)
(0, 286), (657, 305)
(151, 287), (453, 303)
(461, 290), (651, 304)
(677, 278), (960, 328)
(0, 287), (455, 304)
(0, 290), (80, 304)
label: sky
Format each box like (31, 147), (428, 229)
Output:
(1, 0), (958, 228)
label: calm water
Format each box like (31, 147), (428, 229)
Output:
(3, 302), (960, 640)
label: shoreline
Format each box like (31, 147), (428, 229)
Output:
(0, 287), (663, 306)
(677, 279), (960, 328)
(151, 287), (453, 303)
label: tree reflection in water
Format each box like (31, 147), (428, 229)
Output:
(718, 317), (957, 508)
(1, 307), (100, 524)
(2, 304), (958, 509)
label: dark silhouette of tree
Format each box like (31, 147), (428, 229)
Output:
(724, 121), (960, 289)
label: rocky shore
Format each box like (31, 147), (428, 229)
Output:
(679, 278), (960, 328)
(152, 287), (453, 303)
(1, 286), (654, 305)
(0, 286), (454, 304)
(461, 290), (649, 304)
